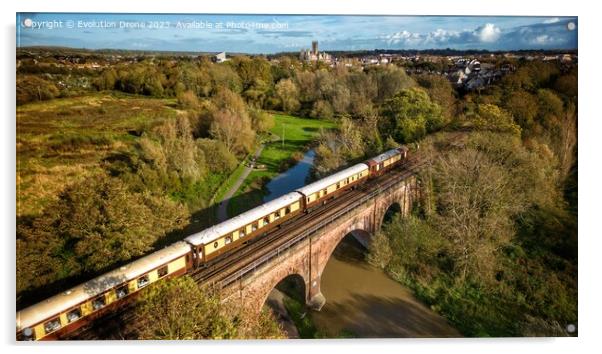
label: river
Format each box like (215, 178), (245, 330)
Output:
(264, 149), (316, 202)
(263, 149), (459, 338)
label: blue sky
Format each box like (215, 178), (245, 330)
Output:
(16, 13), (578, 53)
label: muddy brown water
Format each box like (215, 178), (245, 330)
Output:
(310, 236), (461, 338)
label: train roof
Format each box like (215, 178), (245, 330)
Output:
(184, 192), (302, 246)
(16, 241), (191, 331)
(366, 148), (403, 165)
(295, 163), (369, 197)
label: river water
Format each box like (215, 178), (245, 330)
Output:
(264, 149), (316, 202)
(312, 236), (460, 338)
(263, 149), (459, 338)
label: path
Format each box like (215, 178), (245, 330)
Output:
(216, 144), (264, 222)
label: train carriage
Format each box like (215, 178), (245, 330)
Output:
(365, 147), (408, 177)
(16, 241), (193, 341)
(296, 163), (369, 210)
(185, 192), (302, 263)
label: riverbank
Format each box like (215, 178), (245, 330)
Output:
(226, 113), (336, 217)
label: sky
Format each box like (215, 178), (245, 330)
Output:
(16, 13), (578, 53)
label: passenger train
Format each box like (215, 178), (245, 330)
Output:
(16, 146), (409, 340)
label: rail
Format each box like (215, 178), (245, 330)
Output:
(218, 160), (425, 288)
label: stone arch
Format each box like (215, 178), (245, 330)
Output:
(255, 270), (309, 313)
(320, 219), (372, 273)
(382, 201), (402, 226)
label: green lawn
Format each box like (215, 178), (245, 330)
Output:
(227, 113), (337, 217)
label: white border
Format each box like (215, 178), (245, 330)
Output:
(3, 1), (598, 354)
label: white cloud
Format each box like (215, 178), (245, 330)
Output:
(543, 17), (560, 24)
(533, 34), (550, 44)
(474, 23), (501, 42)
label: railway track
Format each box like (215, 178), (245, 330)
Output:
(64, 156), (425, 340)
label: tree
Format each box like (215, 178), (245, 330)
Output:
(197, 138), (238, 173)
(93, 68), (117, 91)
(380, 87), (444, 143)
(275, 78), (300, 113)
(128, 276), (284, 339)
(416, 74), (456, 121)
(249, 108), (275, 133)
(473, 104), (521, 136)
(16, 75), (60, 105)
(17, 173), (190, 289)
(369, 65), (415, 102)
(208, 89), (256, 154)
(176, 90), (201, 110)
(503, 90), (538, 132)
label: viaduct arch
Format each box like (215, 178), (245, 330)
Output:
(220, 175), (419, 313)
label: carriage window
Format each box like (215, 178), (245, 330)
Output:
(116, 285), (129, 299)
(67, 307), (82, 323)
(336, 183), (340, 189)
(44, 318), (61, 334)
(346, 178), (350, 184)
(137, 274), (150, 289)
(323, 189), (327, 195)
(213, 241), (219, 248)
(240, 228), (246, 237)
(285, 207), (291, 215)
(307, 197), (310, 203)
(225, 236), (232, 244)
(252, 223), (258, 231)
(275, 211), (281, 219)
(158, 266), (168, 278)
(92, 296), (106, 310)
(263, 217), (270, 226)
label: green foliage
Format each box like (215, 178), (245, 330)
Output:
(472, 104), (522, 136)
(416, 74), (456, 120)
(130, 276), (285, 339)
(372, 131), (576, 337)
(17, 75), (60, 105)
(380, 87), (444, 143)
(197, 138), (238, 173)
(17, 173), (189, 293)
(503, 90), (538, 132)
(249, 108), (275, 133)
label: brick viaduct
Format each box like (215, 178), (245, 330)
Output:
(220, 174), (419, 312)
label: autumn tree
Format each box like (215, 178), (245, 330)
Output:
(208, 88), (256, 154)
(128, 276), (284, 339)
(275, 78), (300, 113)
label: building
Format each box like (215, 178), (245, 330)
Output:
(214, 52), (229, 63)
(300, 41), (332, 63)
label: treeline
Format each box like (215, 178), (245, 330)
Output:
(365, 61), (577, 336)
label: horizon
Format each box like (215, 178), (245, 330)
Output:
(17, 13), (578, 54)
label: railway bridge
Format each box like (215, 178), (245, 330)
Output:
(66, 164), (421, 339)
(216, 170), (420, 312)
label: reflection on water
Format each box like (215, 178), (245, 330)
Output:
(312, 236), (461, 338)
(264, 149), (315, 202)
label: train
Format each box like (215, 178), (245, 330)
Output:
(16, 146), (409, 341)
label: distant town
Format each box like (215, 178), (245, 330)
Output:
(17, 40), (577, 94)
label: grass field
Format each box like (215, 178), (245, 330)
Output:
(227, 113), (337, 217)
(16, 92), (180, 217)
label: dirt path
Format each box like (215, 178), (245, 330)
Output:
(216, 144), (264, 222)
